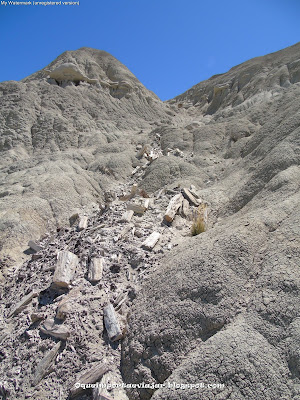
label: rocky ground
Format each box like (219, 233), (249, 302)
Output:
(0, 134), (207, 399)
(0, 43), (300, 399)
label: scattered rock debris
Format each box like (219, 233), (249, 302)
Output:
(0, 148), (207, 400)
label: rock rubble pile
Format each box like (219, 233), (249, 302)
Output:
(0, 143), (206, 399)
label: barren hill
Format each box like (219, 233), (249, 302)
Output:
(0, 43), (299, 400)
(0, 47), (171, 271)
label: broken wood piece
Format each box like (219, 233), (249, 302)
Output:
(70, 363), (111, 398)
(69, 213), (79, 226)
(93, 371), (120, 400)
(56, 288), (81, 319)
(181, 198), (190, 218)
(53, 251), (78, 288)
(88, 257), (105, 283)
(139, 188), (149, 198)
(120, 209), (134, 223)
(103, 303), (123, 342)
(203, 206), (208, 225)
(28, 240), (42, 253)
(136, 144), (150, 159)
(56, 302), (74, 320)
(156, 188), (164, 199)
(131, 166), (140, 175)
(130, 184), (138, 196)
(142, 231), (161, 250)
(119, 193), (131, 201)
(189, 184), (201, 199)
(78, 216), (88, 231)
(9, 290), (39, 317)
(164, 193), (184, 223)
(32, 341), (61, 386)
(127, 202), (146, 214)
(88, 223), (105, 233)
(143, 198), (150, 210)
(119, 184), (138, 201)
(115, 296), (127, 311)
(40, 318), (70, 340)
(117, 223), (134, 241)
(147, 150), (159, 162)
(182, 188), (201, 206)
(31, 312), (45, 323)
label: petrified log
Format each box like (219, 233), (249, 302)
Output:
(131, 166), (140, 176)
(103, 303), (123, 342)
(142, 231), (161, 250)
(40, 318), (70, 340)
(143, 198), (150, 210)
(127, 202), (146, 214)
(69, 213), (79, 226)
(88, 258), (105, 283)
(56, 288), (81, 320)
(53, 251), (78, 288)
(93, 372), (117, 400)
(136, 144), (151, 159)
(182, 188), (201, 206)
(31, 312), (45, 323)
(28, 240), (43, 253)
(32, 341), (61, 386)
(78, 216), (88, 231)
(164, 193), (184, 222)
(181, 198), (190, 218)
(70, 363), (110, 398)
(120, 209), (134, 223)
(9, 291), (39, 317)
(119, 184), (138, 201)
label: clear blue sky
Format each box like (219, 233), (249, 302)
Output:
(0, 0), (299, 100)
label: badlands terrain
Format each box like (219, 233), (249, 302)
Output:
(0, 42), (299, 399)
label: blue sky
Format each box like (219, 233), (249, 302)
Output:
(0, 0), (299, 100)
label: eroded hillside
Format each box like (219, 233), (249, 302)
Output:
(0, 43), (299, 400)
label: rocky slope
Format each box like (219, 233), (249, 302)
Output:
(0, 43), (300, 400)
(0, 47), (172, 271)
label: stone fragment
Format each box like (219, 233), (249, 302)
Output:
(40, 318), (70, 340)
(103, 303), (123, 342)
(136, 144), (151, 159)
(93, 371), (125, 400)
(78, 216), (88, 231)
(142, 231), (161, 250)
(32, 341), (61, 386)
(53, 251), (78, 288)
(56, 288), (81, 320)
(28, 240), (42, 253)
(31, 312), (45, 323)
(181, 198), (190, 218)
(69, 213), (79, 226)
(127, 202), (146, 214)
(9, 291), (39, 317)
(143, 198), (150, 210)
(120, 209), (134, 223)
(70, 363), (110, 398)
(164, 193), (184, 222)
(88, 257), (105, 283)
(182, 187), (201, 206)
